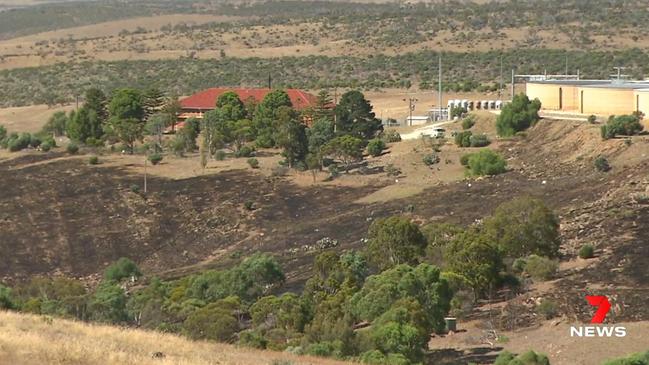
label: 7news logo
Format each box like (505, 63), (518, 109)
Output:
(570, 295), (626, 337)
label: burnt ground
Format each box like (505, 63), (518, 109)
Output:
(1, 119), (649, 330)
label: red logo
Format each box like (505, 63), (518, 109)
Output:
(586, 295), (611, 323)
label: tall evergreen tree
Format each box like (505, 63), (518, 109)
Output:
(335, 90), (382, 140)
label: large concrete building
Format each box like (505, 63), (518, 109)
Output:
(526, 80), (649, 117)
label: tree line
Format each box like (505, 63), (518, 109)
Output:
(4, 48), (649, 108)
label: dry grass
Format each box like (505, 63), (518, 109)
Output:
(0, 310), (354, 365)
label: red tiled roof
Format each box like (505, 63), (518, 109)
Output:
(180, 88), (318, 111)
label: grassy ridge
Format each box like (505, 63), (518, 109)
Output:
(0, 310), (353, 365)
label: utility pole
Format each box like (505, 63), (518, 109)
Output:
(268, 73), (272, 89)
(613, 66), (626, 81)
(511, 69), (515, 100)
(404, 97), (418, 126)
(438, 54), (442, 121)
(499, 55), (503, 97)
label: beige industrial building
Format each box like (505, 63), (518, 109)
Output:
(526, 80), (649, 117)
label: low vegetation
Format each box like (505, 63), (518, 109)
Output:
(0, 195), (562, 364)
(601, 114), (644, 139)
(461, 149), (507, 176)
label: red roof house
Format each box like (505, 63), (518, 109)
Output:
(180, 88), (318, 115)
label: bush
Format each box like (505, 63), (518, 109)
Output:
(601, 114), (644, 139)
(66, 143), (79, 155)
(462, 115), (476, 130)
(29, 135), (41, 148)
(594, 155), (611, 172)
(469, 134), (490, 147)
(235, 145), (255, 158)
(604, 351), (649, 365)
(148, 153), (163, 165)
(247, 157), (260, 168)
(578, 244), (595, 259)
(588, 115), (597, 124)
(385, 163), (401, 177)
(496, 94), (541, 136)
(367, 138), (386, 157)
(459, 153), (470, 166)
(512, 258), (527, 273)
(537, 299), (558, 319)
(0, 284), (15, 310)
(495, 350), (550, 365)
(381, 129), (402, 143)
(423, 153), (440, 166)
(238, 330), (268, 349)
(88, 156), (99, 165)
(454, 130), (472, 147)
(465, 149), (507, 176)
(483, 197), (560, 258)
(184, 302), (239, 341)
(0, 125), (6, 142)
(524, 255), (558, 281)
(40, 141), (52, 152)
(104, 257), (141, 282)
(215, 150), (226, 160)
(8, 133), (31, 152)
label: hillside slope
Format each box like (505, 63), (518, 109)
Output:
(0, 310), (353, 365)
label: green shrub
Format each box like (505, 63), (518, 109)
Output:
(148, 153), (163, 165)
(236, 145), (255, 158)
(0, 125), (6, 142)
(215, 150), (227, 160)
(459, 153), (470, 166)
(469, 134), (490, 147)
(604, 351), (649, 365)
(40, 141), (52, 152)
(0, 284), (15, 310)
(85, 137), (103, 147)
(238, 330), (268, 349)
(367, 138), (386, 157)
(512, 258), (527, 273)
(525, 255), (558, 281)
(423, 153), (440, 166)
(8, 133), (31, 152)
(465, 149), (507, 176)
(588, 115), (597, 124)
(184, 301), (239, 341)
(381, 129), (402, 143)
(578, 244), (595, 259)
(247, 157), (260, 168)
(104, 257), (141, 282)
(594, 155), (611, 172)
(462, 115), (476, 130)
(602, 114), (644, 139)
(88, 156), (99, 165)
(537, 299), (558, 319)
(483, 197), (560, 258)
(454, 130), (472, 147)
(495, 350), (550, 365)
(244, 201), (255, 210)
(66, 143), (79, 155)
(29, 135), (41, 148)
(496, 94), (541, 136)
